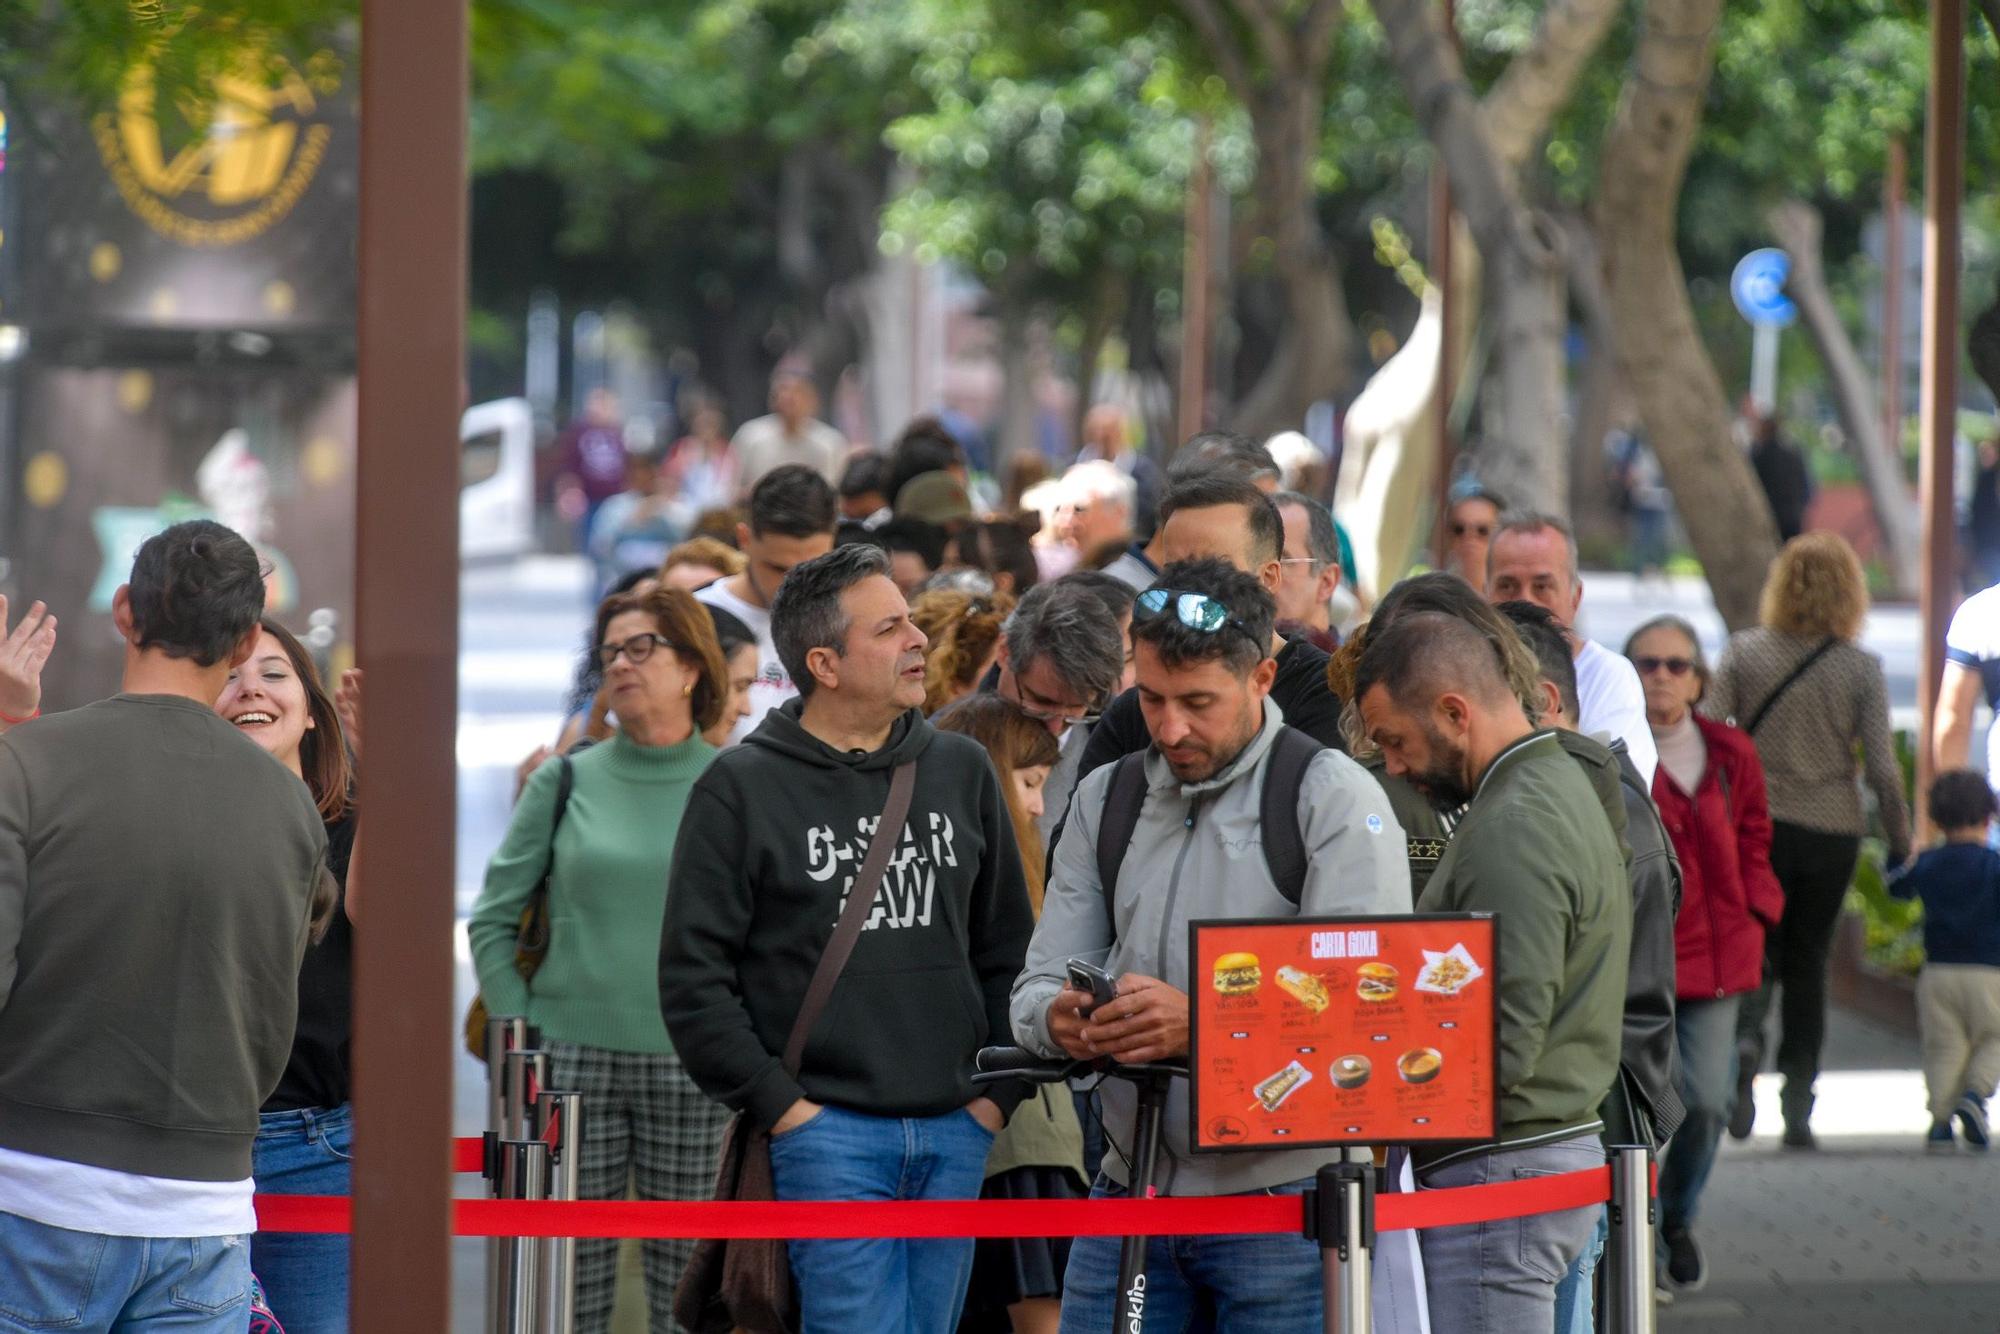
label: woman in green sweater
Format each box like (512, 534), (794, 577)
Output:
(471, 585), (729, 1333)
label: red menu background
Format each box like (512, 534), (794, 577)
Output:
(1189, 915), (1498, 1152)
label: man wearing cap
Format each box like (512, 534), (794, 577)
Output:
(894, 470), (976, 535)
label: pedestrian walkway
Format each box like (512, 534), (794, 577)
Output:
(1660, 1001), (2000, 1332)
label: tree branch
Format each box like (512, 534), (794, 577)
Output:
(1172, 0), (1256, 105)
(1480, 0), (1624, 168)
(1230, 0), (1300, 82)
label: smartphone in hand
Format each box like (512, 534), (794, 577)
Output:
(1066, 958), (1118, 1015)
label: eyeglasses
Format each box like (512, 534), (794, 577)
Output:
(1451, 522), (1494, 539)
(596, 633), (676, 670)
(1631, 655), (1695, 677)
(1134, 588), (1264, 652)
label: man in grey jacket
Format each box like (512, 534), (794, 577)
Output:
(1012, 558), (1410, 1331)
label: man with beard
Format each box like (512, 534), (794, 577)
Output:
(1356, 611), (1629, 1333)
(1012, 558), (1408, 1331)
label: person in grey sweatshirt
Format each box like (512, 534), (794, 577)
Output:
(1011, 559), (1410, 1331)
(0, 521), (327, 1330)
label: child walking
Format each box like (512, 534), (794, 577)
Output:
(1890, 769), (2000, 1151)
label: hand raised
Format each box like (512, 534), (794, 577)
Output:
(0, 596), (56, 724)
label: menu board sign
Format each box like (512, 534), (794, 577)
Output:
(1189, 915), (1498, 1153)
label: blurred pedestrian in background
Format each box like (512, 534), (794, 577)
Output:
(1272, 490), (1344, 652)
(1748, 412), (1813, 544)
(1706, 533), (1910, 1147)
(472, 586), (732, 1333)
(553, 387), (631, 552)
(1053, 460), (1137, 571)
(948, 521), (1041, 599)
(732, 367), (846, 489)
(702, 605), (760, 747)
(1072, 403), (1161, 541)
(1628, 614), (1781, 1290)
(659, 536), (745, 593)
(1441, 481), (1504, 589)
(662, 398), (739, 526)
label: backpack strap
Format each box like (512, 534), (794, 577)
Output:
(1095, 752), (1151, 930)
(1259, 727), (1323, 906)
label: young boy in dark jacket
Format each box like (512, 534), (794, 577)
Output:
(1891, 769), (2000, 1152)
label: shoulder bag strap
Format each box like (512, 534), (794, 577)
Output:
(1742, 636), (1837, 735)
(781, 760), (917, 1077)
(516, 754), (575, 953)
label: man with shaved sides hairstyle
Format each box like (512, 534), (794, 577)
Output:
(1356, 611), (1630, 1332)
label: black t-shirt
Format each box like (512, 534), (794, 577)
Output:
(1075, 633), (1346, 789)
(264, 809), (356, 1113)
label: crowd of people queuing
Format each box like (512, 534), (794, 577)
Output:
(0, 370), (1980, 1334)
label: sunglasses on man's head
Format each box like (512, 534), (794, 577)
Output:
(1631, 655), (1695, 677)
(1133, 588), (1263, 651)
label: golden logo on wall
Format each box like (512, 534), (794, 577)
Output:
(92, 51), (339, 248)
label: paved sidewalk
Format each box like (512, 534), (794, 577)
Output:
(1658, 1003), (2000, 1332)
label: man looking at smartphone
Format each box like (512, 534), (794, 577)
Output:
(1009, 558), (1410, 1331)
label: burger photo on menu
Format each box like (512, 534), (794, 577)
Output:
(1213, 951), (1262, 995)
(1355, 961), (1399, 1003)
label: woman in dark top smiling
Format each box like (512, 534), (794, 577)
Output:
(215, 618), (359, 1334)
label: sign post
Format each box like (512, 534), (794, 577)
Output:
(1730, 248), (1799, 414)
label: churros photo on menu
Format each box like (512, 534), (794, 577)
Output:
(1252, 1059), (1312, 1111)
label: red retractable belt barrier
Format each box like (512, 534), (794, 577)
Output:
(257, 1164), (1611, 1238)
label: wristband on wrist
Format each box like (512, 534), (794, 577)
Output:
(0, 705), (39, 725)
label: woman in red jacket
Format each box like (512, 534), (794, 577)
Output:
(1627, 614), (1785, 1294)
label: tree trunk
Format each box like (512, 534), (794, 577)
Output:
(1768, 198), (1923, 595)
(1971, 294), (2000, 405)
(996, 296), (1041, 466)
(1562, 211), (1625, 547)
(1597, 0), (1776, 630)
(1227, 79), (1357, 439)
(1373, 0), (1569, 514)
(1482, 212), (1569, 513)
(1071, 268), (1127, 448)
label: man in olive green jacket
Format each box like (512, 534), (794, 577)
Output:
(1356, 611), (1629, 1332)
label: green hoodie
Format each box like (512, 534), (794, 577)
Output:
(660, 701), (1034, 1130)
(1415, 730), (1630, 1167)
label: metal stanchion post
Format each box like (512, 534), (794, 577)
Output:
(536, 1091), (582, 1334)
(484, 1017), (529, 1333)
(1307, 1162), (1375, 1334)
(1602, 1145), (1657, 1334)
(494, 1046), (547, 1328)
(497, 1139), (550, 1334)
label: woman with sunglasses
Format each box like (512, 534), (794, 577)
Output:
(471, 585), (732, 1332)
(1625, 614), (1784, 1292)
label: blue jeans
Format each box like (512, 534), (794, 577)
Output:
(1416, 1134), (1605, 1333)
(250, 1103), (353, 1334)
(0, 1212), (249, 1331)
(765, 1103), (993, 1334)
(1661, 996), (1741, 1234)
(1552, 1206), (1609, 1334)
(1057, 1176), (1322, 1333)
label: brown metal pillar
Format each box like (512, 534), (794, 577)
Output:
(1916, 0), (1965, 819)
(1430, 0), (1459, 564)
(351, 1), (467, 1328)
(1882, 138), (1906, 455)
(1178, 116), (1213, 447)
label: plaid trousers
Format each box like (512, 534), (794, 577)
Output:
(546, 1041), (731, 1333)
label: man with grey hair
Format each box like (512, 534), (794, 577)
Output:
(1056, 459), (1139, 563)
(1273, 490), (1342, 652)
(662, 542), (1034, 1332)
(1486, 510), (1658, 786)
(981, 579), (1126, 739)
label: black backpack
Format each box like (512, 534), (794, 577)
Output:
(1094, 726), (1323, 923)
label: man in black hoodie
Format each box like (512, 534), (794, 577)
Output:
(661, 543), (1034, 1332)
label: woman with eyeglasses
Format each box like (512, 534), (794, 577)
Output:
(471, 585), (732, 1332)
(1442, 485), (1505, 587)
(1625, 614), (1784, 1292)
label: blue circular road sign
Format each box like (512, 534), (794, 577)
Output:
(1731, 248), (1798, 328)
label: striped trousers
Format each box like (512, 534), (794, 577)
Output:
(545, 1041), (730, 1332)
